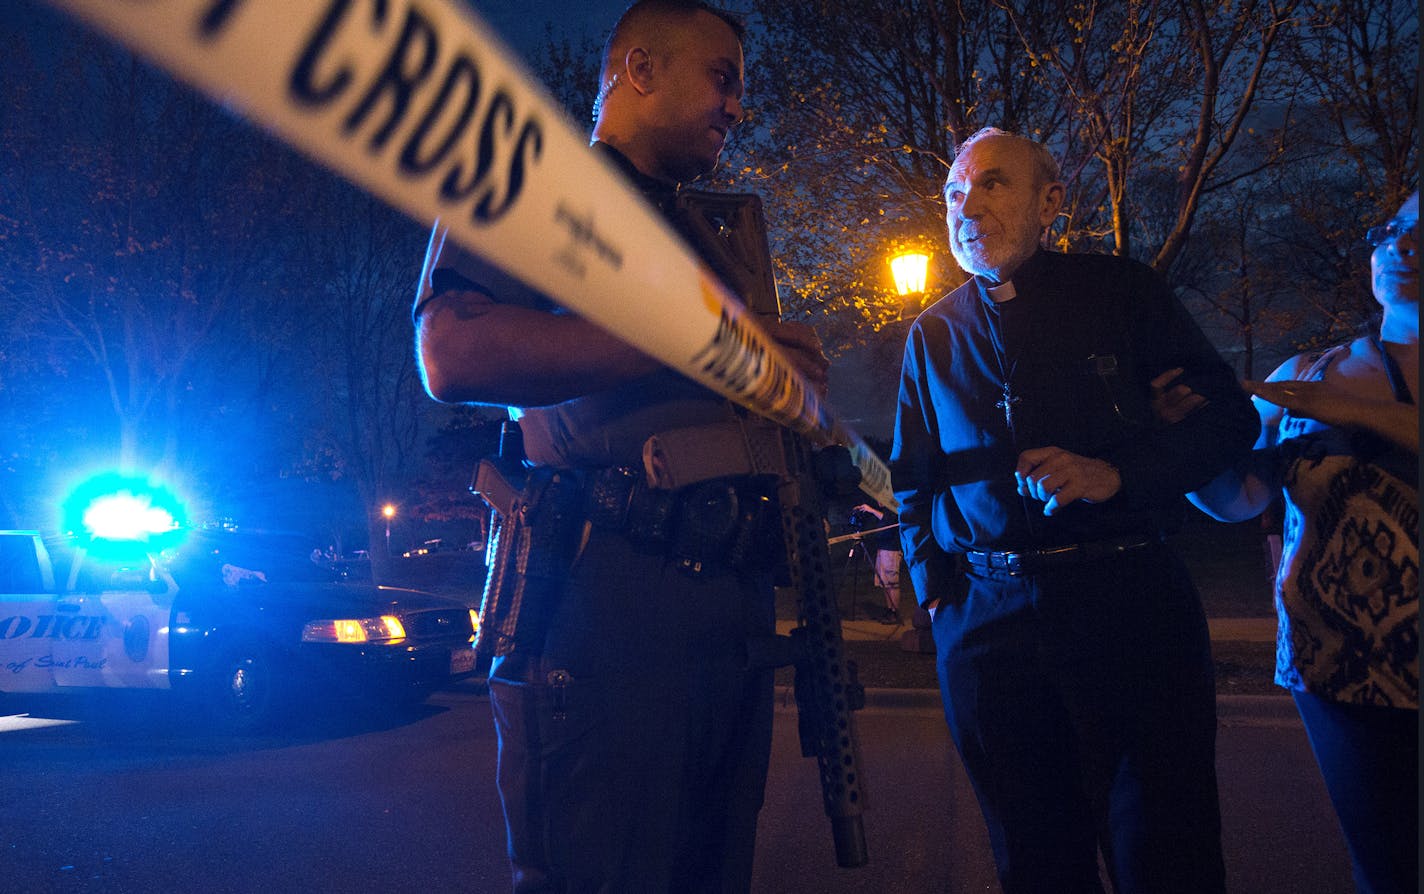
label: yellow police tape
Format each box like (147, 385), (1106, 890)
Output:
(42, 0), (895, 510)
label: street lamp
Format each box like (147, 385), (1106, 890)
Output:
(889, 249), (932, 321)
(381, 503), (396, 555)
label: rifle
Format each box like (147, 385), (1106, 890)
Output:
(677, 190), (870, 868)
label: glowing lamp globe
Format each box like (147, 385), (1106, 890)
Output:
(889, 250), (931, 297)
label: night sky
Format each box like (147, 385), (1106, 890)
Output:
(471, 0), (633, 59)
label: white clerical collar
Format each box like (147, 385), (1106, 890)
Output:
(986, 280), (1017, 303)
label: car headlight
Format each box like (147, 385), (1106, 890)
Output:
(301, 615), (406, 644)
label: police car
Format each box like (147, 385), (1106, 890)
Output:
(0, 475), (479, 732)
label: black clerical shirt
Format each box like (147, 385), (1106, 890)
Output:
(891, 250), (1259, 604)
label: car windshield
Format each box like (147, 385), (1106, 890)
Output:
(0, 534), (48, 593)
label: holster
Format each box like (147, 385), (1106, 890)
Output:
(471, 459), (579, 659)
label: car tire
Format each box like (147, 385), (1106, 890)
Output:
(209, 640), (286, 733)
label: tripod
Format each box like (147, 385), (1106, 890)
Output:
(841, 533), (877, 622)
(828, 523), (897, 623)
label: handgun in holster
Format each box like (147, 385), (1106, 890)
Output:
(470, 429), (579, 659)
(471, 455), (529, 659)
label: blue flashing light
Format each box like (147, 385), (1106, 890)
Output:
(61, 472), (188, 557)
(82, 493), (179, 541)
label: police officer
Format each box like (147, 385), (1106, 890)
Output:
(414, 3), (828, 891)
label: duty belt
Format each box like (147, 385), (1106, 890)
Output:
(962, 533), (1162, 576)
(579, 466), (784, 577)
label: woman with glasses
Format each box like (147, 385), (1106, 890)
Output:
(1186, 190), (1418, 894)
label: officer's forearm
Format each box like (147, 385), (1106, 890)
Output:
(418, 299), (659, 406)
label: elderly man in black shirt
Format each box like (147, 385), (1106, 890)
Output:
(892, 127), (1258, 893)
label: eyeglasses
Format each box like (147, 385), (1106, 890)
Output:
(1364, 219), (1418, 247)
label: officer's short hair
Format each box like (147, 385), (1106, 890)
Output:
(598, 1), (746, 86)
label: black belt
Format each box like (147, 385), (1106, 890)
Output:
(577, 466), (783, 576)
(963, 534), (1162, 576)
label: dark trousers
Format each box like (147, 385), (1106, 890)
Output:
(488, 528), (775, 894)
(1292, 690), (1419, 894)
(931, 544), (1226, 894)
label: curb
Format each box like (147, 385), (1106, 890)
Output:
(1207, 617), (1277, 643)
(772, 686), (1295, 714)
(770, 686), (941, 711)
(860, 687), (941, 710)
(1215, 692), (1298, 718)
(776, 617), (1279, 644)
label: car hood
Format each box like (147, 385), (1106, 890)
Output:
(181, 580), (472, 618)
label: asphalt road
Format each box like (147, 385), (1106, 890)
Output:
(1, 684), (1352, 893)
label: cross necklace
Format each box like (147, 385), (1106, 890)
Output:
(983, 284), (1042, 537)
(981, 295), (1021, 439)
